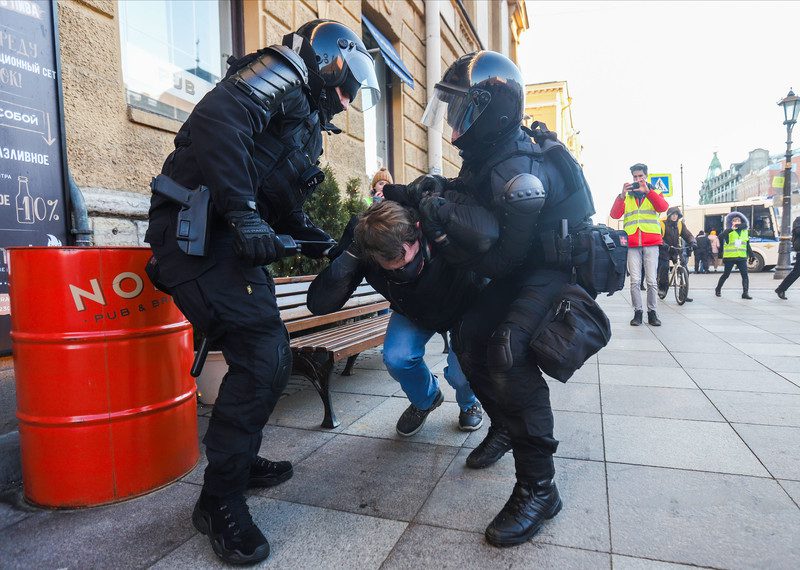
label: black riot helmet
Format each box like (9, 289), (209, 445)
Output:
(292, 19), (380, 118)
(422, 51), (524, 150)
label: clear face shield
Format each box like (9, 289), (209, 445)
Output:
(340, 43), (381, 110)
(422, 83), (491, 142)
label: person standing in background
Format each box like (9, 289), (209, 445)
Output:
(610, 163), (669, 326)
(695, 230), (711, 274)
(708, 230), (721, 271)
(715, 212), (754, 300)
(775, 215), (800, 299)
(370, 167), (392, 204)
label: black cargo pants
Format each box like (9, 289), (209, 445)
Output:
(170, 252), (291, 498)
(455, 268), (569, 482)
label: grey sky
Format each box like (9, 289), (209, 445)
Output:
(518, 0), (800, 219)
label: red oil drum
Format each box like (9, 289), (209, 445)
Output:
(9, 247), (198, 507)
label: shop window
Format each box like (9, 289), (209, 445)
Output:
(118, 0), (234, 122)
(361, 16), (414, 177)
(363, 48), (391, 174)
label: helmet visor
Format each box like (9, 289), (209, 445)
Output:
(422, 83), (491, 142)
(341, 44), (381, 111)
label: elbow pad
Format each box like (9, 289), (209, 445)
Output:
(499, 173), (546, 215)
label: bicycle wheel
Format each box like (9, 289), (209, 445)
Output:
(675, 265), (689, 305)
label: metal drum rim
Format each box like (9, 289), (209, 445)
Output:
(10, 320), (192, 343)
(16, 387), (197, 427)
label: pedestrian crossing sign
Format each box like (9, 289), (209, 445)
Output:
(648, 173), (672, 197)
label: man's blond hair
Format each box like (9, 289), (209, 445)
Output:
(355, 201), (419, 264)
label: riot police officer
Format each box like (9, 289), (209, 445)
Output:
(145, 20), (379, 565)
(417, 51), (596, 547)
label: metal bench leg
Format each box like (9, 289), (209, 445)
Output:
(341, 354), (359, 376)
(292, 351), (340, 429)
(318, 360), (340, 429)
(441, 332), (450, 354)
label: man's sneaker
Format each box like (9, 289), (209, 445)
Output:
(396, 390), (444, 436)
(466, 424), (512, 469)
(192, 492), (270, 565)
(485, 479), (562, 547)
(248, 456), (293, 488)
(630, 310), (643, 326)
(647, 310), (661, 326)
(458, 403), (484, 432)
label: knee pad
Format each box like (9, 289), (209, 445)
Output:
(272, 341), (292, 393)
(487, 326), (514, 373)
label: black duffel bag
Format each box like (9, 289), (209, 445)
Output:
(529, 282), (611, 382)
(573, 225), (628, 297)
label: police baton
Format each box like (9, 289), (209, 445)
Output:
(275, 235), (335, 256)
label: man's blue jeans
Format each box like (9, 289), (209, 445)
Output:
(383, 312), (478, 411)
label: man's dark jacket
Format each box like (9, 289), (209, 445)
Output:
(307, 240), (482, 333)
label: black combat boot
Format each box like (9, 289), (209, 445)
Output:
(466, 424), (512, 469)
(248, 456), (293, 488)
(192, 491), (270, 565)
(630, 310), (643, 326)
(647, 310), (661, 326)
(742, 290), (753, 300)
(485, 479), (563, 547)
(776, 288), (787, 300)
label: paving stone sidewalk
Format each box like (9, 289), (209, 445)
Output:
(1, 272), (799, 569)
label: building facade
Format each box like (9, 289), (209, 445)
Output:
(55, 0), (529, 246)
(523, 80), (581, 164)
(699, 148), (770, 204)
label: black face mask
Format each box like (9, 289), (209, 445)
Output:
(384, 243), (425, 284)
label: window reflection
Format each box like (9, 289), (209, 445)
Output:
(118, 0), (232, 122)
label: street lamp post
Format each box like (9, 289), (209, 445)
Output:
(775, 89), (800, 280)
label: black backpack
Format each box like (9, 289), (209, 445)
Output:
(572, 225), (628, 297)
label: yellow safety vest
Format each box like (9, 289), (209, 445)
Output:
(723, 229), (749, 259)
(623, 194), (661, 236)
(659, 219), (683, 237)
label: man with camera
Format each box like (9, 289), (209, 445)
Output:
(610, 163), (669, 326)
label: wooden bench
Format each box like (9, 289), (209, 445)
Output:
(275, 275), (390, 429)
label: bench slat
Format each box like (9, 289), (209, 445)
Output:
(278, 284), (376, 310)
(281, 293), (387, 323)
(291, 315), (391, 351)
(285, 302), (389, 334)
(290, 315), (389, 348)
(290, 312), (389, 343)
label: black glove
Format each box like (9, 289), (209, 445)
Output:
(226, 210), (283, 265)
(419, 195), (448, 242)
(326, 215), (358, 260)
(406, 175), (447, 207)
(749, 256), (756, 264)
(382, 184), (411, 206)
(690, 242), (698, 252)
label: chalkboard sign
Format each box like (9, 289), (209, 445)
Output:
(0, 0), (70, 353)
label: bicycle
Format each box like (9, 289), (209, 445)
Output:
(657, 245), (690, 305)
